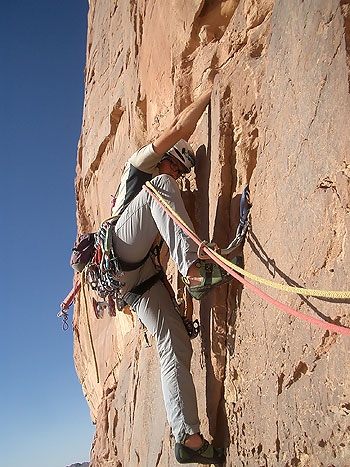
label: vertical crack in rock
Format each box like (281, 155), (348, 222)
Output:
(277, 372), (285, 396)
(275, 420), (281, 462)
(84, 99), (125, 190)
(341, 0), (350, 92)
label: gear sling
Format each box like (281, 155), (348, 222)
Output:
(63, 213), (200, 343)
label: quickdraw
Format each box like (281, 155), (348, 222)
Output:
(196, 185), (251, 259)
(57, 281), (81, 330)
(84, 217), (126, 311)
(220, 184), (251, 255)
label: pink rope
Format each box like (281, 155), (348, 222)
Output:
(144, 183), (350, 336)
(60, 280), (81, 311)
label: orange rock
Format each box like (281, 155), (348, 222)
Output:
(74, 1), (350, 465)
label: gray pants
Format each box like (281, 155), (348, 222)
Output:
(113, 174), (200, 441)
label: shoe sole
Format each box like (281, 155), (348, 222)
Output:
(175, 443), (225, 464)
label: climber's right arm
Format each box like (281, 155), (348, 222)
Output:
(152, 88), (212, 156)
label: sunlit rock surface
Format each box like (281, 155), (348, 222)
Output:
(73, 1), (350, 465)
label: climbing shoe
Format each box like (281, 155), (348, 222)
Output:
(183, 257), (242, 300)
(175, 435), (226, 464)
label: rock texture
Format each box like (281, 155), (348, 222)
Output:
(73, 0), (350, 465)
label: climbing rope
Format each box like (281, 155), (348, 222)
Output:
(146, 182), (350, 299)
(144, 181), (350, 337)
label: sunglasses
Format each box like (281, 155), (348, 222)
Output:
(168, 158), (185, 176)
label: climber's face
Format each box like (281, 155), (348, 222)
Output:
(158, 156), (186, 179)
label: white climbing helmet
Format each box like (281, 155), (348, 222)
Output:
(164, 139), (195, 173)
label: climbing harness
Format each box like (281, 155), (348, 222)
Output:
(59, 215), (152, 327)
(144, 181), (350, 337)
(59, 214), (200, 355)
(123, 270), (165, 306)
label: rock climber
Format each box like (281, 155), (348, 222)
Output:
(111, 88), (229, 464)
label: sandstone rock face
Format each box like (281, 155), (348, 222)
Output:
(73, 0), (350, 465)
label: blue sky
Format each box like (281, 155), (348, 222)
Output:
(1, 2), (94, 466)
